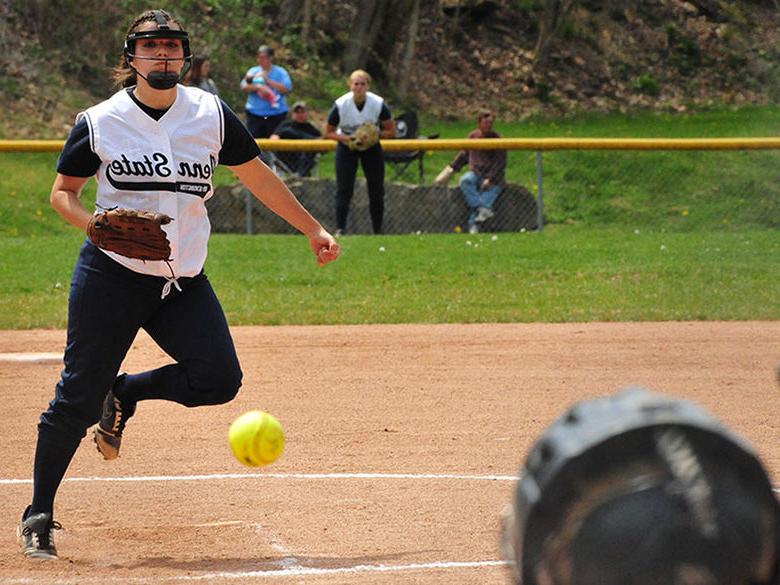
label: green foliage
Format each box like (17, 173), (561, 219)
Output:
(512, 0), (545, 15)
(725, 50), (748, 70)
(560, 20), (578, 41)
(633, 73), (660, 96)
(4, 0), (334, 116)
(0, 77), (21, 100)
(664, 23), (702, 75)
(719, 2), (748, 25)
(536, 81), (553, 103)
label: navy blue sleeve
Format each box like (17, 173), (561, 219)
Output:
(326, 104), (340, 127)
(379, 103), (392, 121)
(218, 100), (262, 166)
(56, 118), (101, 177)
(60, 103), (261, 172)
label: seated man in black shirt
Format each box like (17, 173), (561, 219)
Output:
(269, 101), (322, 177)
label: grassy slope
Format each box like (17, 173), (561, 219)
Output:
(423, 106), (780, 229)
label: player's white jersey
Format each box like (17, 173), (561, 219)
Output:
(81, 85), (224, 278)
(334, 91), (383, 135)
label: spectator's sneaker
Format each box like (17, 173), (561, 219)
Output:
(334, 229), (345, 238)
(93, 379), (136, 460)
(468, 224), (479, 234)
(475, 207), (495, 223)
(17, 507), (62, 560)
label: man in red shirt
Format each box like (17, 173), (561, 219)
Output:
(434, 109), (506, 234)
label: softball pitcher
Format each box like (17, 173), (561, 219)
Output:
(17, 9), (339, 560)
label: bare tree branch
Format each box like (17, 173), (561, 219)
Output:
(344, 0), (391, 72)
(532, 0), (576, 74)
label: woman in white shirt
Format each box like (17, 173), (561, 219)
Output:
(17, 9), (339, 561)
(324, 70), (395, 235)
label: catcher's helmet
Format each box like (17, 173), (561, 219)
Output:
(501, 387), (780, 585)
(124, 10), (192, 90)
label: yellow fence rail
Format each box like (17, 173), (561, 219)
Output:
(3, 137), (780, 153)
(3, 137), (778, 234)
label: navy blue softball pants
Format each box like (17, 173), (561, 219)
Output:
(31, 241), (242, 514)
(335, 142), (385, 234)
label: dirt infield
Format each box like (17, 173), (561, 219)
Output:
(1, 322), (779, 584)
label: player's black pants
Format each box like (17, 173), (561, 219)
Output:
(246, 111), (287, 138)
(30, 241), (242, 515)
(334, 142), (385, 234)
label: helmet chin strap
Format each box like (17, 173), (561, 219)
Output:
(129, 56), (191, 90)
(137, 70), (180, 90)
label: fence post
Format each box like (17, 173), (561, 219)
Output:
(244, 190), (253, 234)
(535, 150), (544, 231)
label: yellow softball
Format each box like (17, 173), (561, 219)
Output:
(228, 410), (285, 467)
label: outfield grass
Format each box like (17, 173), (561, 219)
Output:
(1, 108), (778, 329)
(1, 228), (777, 329)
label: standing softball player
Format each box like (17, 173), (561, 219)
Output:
(17, 9), (339, 560)
(323, 70), (395, 235)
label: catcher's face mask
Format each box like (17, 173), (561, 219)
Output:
(124, 10), (191, 90)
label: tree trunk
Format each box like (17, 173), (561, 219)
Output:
(301, 0), (313, 47)
(343, 0), (391, 72)
(397, 0), (421, 99)
(531, 0), (576, 73)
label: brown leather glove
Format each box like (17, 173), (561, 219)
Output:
(87, 208), (173, 261)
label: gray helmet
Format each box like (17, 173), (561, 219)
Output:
(502, 387), (779, 585)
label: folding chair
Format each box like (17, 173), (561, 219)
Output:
(264, 148), (320, 179)
(384, 111), (438, 183)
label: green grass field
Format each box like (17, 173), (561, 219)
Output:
(1, 228), (777, 329)
(1, 107), (778, 329)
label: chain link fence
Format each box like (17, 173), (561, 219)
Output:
(208, 148), (540, 235)
(207, 142), (780, 234)
(0, 137), (776, 234)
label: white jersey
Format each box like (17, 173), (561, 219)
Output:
(81, 85), (224, 278)
(334, 91), (383, 135)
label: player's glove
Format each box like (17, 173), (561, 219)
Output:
(87, 208), (173, 261)
(348, 122), (380, 151)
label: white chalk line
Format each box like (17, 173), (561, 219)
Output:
(189, 521), (302, 569)
(158, 520), (301, 568)
(3, 471), (779, 494)
(0, 471), (519, 486)
(249, 522), (302, 570)
(0, 560), (509, 584)
(61, 520), (303, 572)
(0, 352), (61, 364)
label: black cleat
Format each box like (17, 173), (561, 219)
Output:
(18, 507), (62, 560)
(93, 378), (136, 460)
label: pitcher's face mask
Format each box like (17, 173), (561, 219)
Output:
(124, 10), (191, 90)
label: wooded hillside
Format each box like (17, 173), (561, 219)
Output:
(1, 0), (779, 138)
